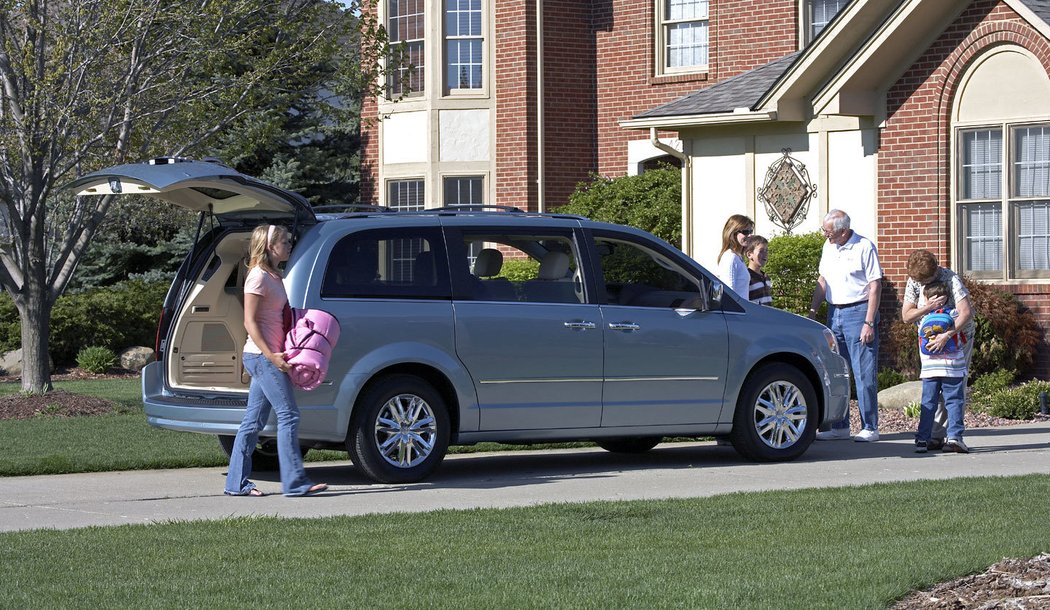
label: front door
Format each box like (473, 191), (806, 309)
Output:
(593, 234), (730, 426)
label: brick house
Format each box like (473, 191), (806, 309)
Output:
(361, 0), (1050, 375)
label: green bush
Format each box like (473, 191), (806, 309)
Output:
(764, 232), (824, 316)
(982, 380), (1050, 420)
(499, 259), (540, 282)
(903, 402), (921, 418)
(877, 368), (908, 390)
(0, 280), (168, 366)
(969, 369), (1017, 413)
(76, 346), (117, 374)
(558, 166), (682, 247)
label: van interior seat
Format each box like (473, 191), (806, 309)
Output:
(523, 251), (578, 303)
(472, 248), (516, 300)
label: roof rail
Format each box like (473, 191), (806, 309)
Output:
(429, 204), (526, 213)
(312, 204), (394, 215)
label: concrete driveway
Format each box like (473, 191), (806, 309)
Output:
(2, 421), (1048, 532)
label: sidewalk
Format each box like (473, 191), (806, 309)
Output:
(1, 421), (1048, 533)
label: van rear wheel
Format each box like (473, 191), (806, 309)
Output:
(348, 375), (450, 484)
(217, 436), (309, 472)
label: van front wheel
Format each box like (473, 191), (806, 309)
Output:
(348, 375), (450, 484)
(729, 363), (816, 462)
(217, 436), (309, 472)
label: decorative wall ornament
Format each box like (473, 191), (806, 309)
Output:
(757, 148), (816, 234)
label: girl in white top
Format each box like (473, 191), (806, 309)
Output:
(716, 214), (754, 299)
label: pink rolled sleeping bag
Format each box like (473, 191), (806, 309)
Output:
(284, 309), (341, 391)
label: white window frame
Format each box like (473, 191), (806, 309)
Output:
(444, 0), (485, 94)
(955, 122), (1050, 280)
(655, 0), (709, 76)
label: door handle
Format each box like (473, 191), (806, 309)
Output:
(608, 322), (640, 331)
(563, 321), (597, 330)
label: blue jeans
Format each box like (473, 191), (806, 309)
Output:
(917, 376), (966, 442)
(828, 302), (879, 431)
(224, 353), (315, 496)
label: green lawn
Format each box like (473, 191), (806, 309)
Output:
(1, 474), (1048, 608)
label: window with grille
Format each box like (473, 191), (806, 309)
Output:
(445, 0), (482, 91)
(387, 180), (426, 282)
(657, 0), (708, 74)
(958, 124), (1050, 278)
(806, 0), (848, 42)
(388, 0), (425, 96)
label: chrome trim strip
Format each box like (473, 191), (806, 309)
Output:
(606, 376), (717, 382)
(479, 378), (603, 384)
(479, 376), (718, 384)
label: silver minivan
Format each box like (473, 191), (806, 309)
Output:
(71, 158), (850, 483)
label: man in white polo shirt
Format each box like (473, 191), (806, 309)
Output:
(808, 209), (883, 442)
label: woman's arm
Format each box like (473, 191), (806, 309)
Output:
(244, 292), (289, 372)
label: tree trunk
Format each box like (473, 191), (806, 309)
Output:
(18, 283), (54, 394)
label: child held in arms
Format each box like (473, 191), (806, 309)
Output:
(914, 281), (970, 454)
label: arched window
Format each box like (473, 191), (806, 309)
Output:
(953, 45), (1050, 279)
(640, 154), (683, 173)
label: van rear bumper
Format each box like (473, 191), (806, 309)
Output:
(141, 361), (251, 435)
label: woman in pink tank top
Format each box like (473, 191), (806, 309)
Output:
(224, 224), (327, 497)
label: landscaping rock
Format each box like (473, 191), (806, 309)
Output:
(0, 348), (54, 377)
(119, 346), (155, 372)
(878, 380), (923, 410)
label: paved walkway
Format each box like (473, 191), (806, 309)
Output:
(1, 421), (1048, 532)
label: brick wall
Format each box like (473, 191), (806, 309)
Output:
(879, 0), (1050, 377)
(495, 0), (538, 210)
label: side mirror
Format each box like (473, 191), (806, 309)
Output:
(710, 280), (724, 308)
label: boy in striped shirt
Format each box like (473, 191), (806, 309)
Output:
(744, 235), (773, 306)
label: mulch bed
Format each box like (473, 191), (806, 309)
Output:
(0, 368), (138, 420)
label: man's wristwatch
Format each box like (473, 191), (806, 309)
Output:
(863, 320), (875, 328)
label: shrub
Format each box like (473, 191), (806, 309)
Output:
(982, 380), (1050, 420)
(903, 402), (921, 418)
(0, 280), (168, 366)
(558, 166), (682, 247)
(499, 259), (540, 282)
(76, 346), (116, 374)
(962, 277), (1042, 379)
(764, 232), (824, 316)
(878, 368), (909, 390)
(969, 369), (1016, 410)
(885, 319), (920, 380)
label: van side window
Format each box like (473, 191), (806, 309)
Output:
(595, 237), (704, 309)
(321, 228), (451, 299)
(457, 232), (584, 304)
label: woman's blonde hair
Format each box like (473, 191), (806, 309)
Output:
(718, 214), (754, 263)
(246, 224), (287, 272)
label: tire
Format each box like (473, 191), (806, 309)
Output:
(217, 435), (310, 472)
(595, 437), (662, 453)
(729, 363), (816, 462)
(347, 375), (451, 484)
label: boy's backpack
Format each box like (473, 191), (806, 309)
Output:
(918, 308), (964, 355)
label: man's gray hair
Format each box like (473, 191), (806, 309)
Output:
(824, 209), (851, 232)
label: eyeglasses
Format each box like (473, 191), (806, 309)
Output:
(821, 227), (838, 237)
(738, 229), (754, 236)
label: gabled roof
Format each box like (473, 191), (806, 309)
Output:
(623, 0), (1050, 131)
(633, 52), (800, 119)
(1020, 0), (1050, 24)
